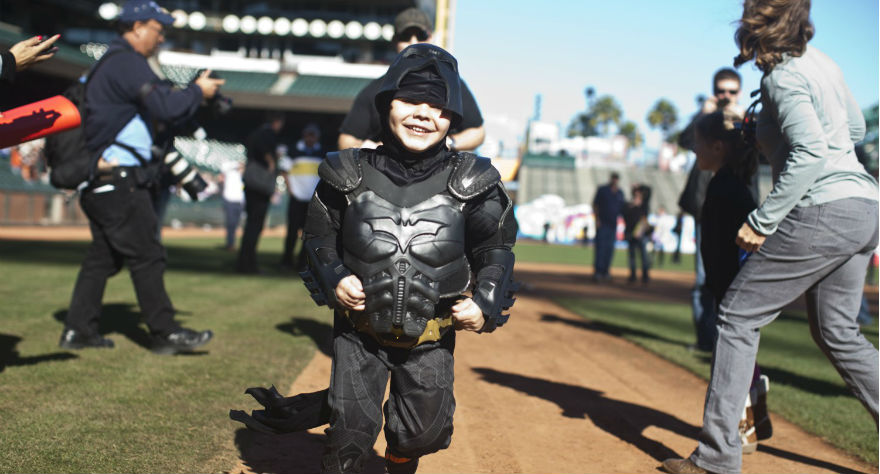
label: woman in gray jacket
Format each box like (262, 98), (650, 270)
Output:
(663, 1), (878, 473)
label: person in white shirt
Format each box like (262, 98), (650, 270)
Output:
(219, 160), (244, 251)
(279, 123), (323, 270)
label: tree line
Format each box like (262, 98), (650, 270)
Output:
(567, 87), (681, 149)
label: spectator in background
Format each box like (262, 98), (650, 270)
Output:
(671, 211), (684, 264)
(678, 67), (745, 352)
(279, 123), (323, 271)
(651, 206), (671, 268)
(219, 160), (244, 252)
(592, 172), (624, 282)
(15, 137), (45, 182)
(337, 7), (485, 153)
(237, 111), (284, 274)
(623, 186), (650, 284)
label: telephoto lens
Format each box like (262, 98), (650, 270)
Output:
(164, 151), (207, 201)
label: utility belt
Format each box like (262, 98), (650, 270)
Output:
(343, 297), (457, 349)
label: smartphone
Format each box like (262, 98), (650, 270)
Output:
(37, 35), (59, 56)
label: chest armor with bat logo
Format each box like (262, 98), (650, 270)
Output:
(341, 162), (471, 343)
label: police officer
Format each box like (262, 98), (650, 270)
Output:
(59, 0), (223, 354)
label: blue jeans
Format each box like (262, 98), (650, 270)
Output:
(627, 236), (650, 281)
(594, 225), (616, 277)
(691, 198), (879, 474)
(222, 199), (243, 249)
(692, 223), (717, 351)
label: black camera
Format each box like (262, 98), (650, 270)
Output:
(194, 69), (233, 117)
(163, 151), (207, 201)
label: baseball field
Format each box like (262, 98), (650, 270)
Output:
(0, 227), (876, 473)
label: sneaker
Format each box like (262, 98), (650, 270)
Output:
(151, 328), (213, 355)
(739, 399), (758, 454)
(58, 328), (114, 350)
(660, 458), (710, 474)
(752, 375), (772, 440)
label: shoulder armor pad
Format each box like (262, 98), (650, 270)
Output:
(318, 148), (362, 192)
(448, 152), (501, 200)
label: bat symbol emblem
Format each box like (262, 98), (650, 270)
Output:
(366, 217), (446, 251)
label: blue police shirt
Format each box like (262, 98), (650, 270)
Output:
(85, 37), (203, 166)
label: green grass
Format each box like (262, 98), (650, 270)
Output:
(555, 297), (880, 465)
(513, 239), (696, 273)
(0, 236), (328, 473)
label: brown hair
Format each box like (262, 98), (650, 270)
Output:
(734, 0), (814, 72)
(695, 109), (758, 182)
(713, 68), (742, 88)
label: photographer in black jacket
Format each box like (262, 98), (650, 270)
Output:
(60, 0), (224, 354)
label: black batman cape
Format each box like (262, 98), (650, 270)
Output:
(229, 386), (330, 434)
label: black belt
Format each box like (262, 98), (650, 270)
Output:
(92, 166), (141, 183)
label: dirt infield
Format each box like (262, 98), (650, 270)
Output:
(230, 261), (877, 474)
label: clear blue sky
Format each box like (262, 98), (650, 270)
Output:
(451, 1), (879, 152)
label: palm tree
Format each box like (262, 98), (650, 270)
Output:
(619, 121), (643, 149)
(646, 98), (679, 143)
(567, 111), (598, 137)
(591, 95), (623, 136)
(567, 94), (623, 138)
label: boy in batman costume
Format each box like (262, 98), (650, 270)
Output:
(230, 44), (518, 474)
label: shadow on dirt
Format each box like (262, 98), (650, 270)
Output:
(472, 366), (698, 461)
(234, 428), (385, 474)
(541, 312), (853, 398)
(473, 366), (865, 473)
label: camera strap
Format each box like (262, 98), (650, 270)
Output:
(109, 140), (148, 166)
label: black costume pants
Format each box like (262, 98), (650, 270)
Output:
(237, 188), (271, 273)
(322, 326), (455, 474)
(65, 171), (180, 337)
(280, 198), (309, 269)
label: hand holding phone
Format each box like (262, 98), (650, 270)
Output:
(9, 34), (60, 70)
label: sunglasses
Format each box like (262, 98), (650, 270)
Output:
(399, 46), (458, 72)
(395, 28), (429, 42)
(714, 88), (740, 96)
